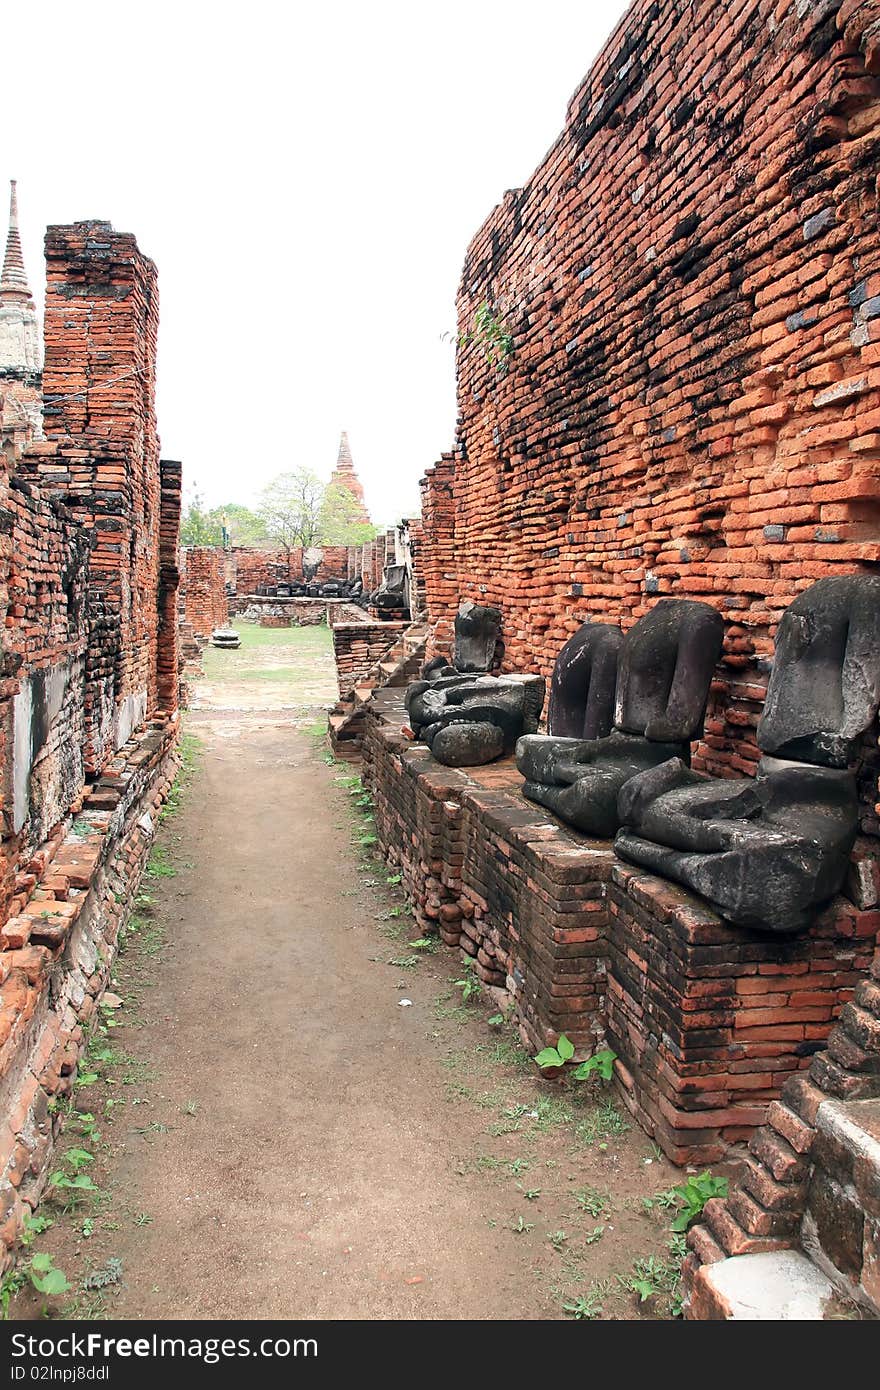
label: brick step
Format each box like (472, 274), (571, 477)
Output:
(688, 1250), (841, 1320)
(802, 1097), (880, 1316)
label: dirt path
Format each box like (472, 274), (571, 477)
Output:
(25, 623), (692, 1321)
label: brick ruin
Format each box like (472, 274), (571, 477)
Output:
(0, 212), (181, 1259)
(359, 0), (880, 1316)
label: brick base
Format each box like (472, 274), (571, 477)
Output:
(363, 690), (879, 1162)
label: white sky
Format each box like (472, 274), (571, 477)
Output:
(6, 0), (629, 526)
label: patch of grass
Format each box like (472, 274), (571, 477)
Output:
(144, 846), (176, 880)
(159, 733), (201, 821)
(573, 1096), (630, 1147)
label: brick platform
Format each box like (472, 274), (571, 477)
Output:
(364, 689), (880, 1162)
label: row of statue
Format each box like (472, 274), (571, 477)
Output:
(248, 563), (411, 617)
(402, 576), (880, 936)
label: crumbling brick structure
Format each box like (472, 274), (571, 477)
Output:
(229, 544), (372, 595)
(369, 0), (880, 1163)
(180, 546), (228, 638)
(0, 220), (180, 1262)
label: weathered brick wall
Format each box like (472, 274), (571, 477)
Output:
(0, 219), (182, 1261)
(0, 451), (91, 918)
(180, 546), (228, 638)
(22, 221), (164, 773)
(231, 544), (361, 593)
(422, 0), (880, 824)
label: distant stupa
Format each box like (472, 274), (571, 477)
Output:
(0, 180), (43, 451)
(329, 431), (371, 524)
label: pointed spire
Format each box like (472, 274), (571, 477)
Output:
(1, 181), (34, 304)
(335, 430), (355, 473)
(329, 430), (371, 522)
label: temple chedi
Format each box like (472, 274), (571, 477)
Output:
(329, 430), (371, 524)
(0, 181), (42, 452)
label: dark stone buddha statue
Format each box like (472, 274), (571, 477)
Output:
(405, 601), (542, 767)
(614, 574), (880, 933)
(516, 599), (723, 836)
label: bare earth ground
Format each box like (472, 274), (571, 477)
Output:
(11, 623), (713, 1322)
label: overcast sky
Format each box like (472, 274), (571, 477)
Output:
(6, 0), (629, 525)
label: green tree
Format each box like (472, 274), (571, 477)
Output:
(257, 469), (325, 578)
(180, 491), (222, 546)
(318, 483), (380, 546)
(211, 503), (268, 548)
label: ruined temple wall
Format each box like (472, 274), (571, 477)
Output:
(21, 221), (164, 772)
(0, 221), (182, 1263)
(422, 0), (880, 817)
(180, 546), (228, 638)
(231, 544), (361, 593)
(0, 451), (91, 919)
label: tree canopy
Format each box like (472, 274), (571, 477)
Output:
(181, 471), (382, 552)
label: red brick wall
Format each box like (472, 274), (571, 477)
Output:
(0, 453), (91, 915)
(421, 0), (880, 824)
(181, 546), (228, 638)
(231, 544), (360, 592)
(26, 220), (164, 773)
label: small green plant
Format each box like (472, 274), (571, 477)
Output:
(133, 1212), (152, 1228)
(661, 1171), (729, 1232)
(459, 301), (515, 374)
(533, 1034), (574, 1070)
(386, 874), (402, 886)
(62, 1148), (94, 1174)
(583, 1226), (604, 1245)
(524, 1188), (541, 1201)
(574, 1187), (609, 1218)
(453, 964), (482, 1004)
(26, 1252), (70, 1299)
(572, 1048), (617, 1082)
(563, 1290), (604, 1320)
(487, 1012), (504, 1028)
(2, 1251), (71, 1317)
(549, 1230), (567, 1251)
(145, 846), (176, 880)
(511, 1216), (534, 1234)
(20, 1214), (53, 1248)
(408, 938), (437, 953)
(82, 1257), (122, 1291)
(46, 1149), (98, 1210)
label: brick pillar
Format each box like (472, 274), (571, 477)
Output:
(35, 221), (161, 771)
(157, 459), (181, 714)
